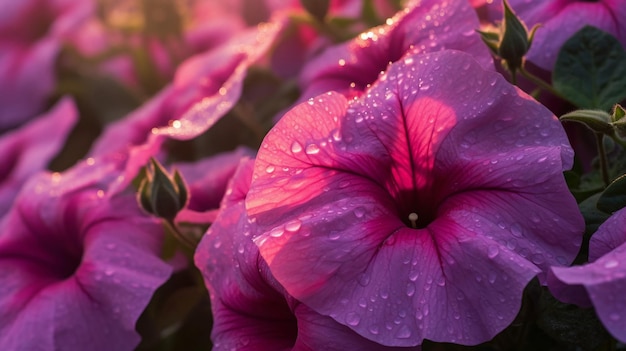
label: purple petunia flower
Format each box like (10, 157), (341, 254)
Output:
(89, 20), (284, 156)
(479, 0), (626, 71)
(549, 206), (626, 343)
(0, 0), (88, 131)
(298, 0), (493, 101)
(246, 50), (583, 346)
(0, 153), (172, 350)
(0, 97), (77, 217)
(195, 158), (420, 350)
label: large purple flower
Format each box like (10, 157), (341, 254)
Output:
(195, 158), (419, 350)
(479, 0), (626, 71)
(246, 50), (583, 346)
(0, 97), (77, 217)
(298, 0), (493, 101)
(549, 206), (626, 343)
(0, 156), (172, 350)
(0, 0), (88, 131)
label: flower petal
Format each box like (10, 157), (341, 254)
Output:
(247, 50), (582, 346)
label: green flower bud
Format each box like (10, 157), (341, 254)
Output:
(137, 158), (189, 221)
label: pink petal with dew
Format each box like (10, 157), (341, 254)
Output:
(195, 158), (420, 350)
(299, 0), (493, 100)
(0, 165), (171, 351)
(549, 207), (626, 343)
(91, 20), (284, 155)
(247, 50), (583, 346)
(0, 97), (77, 216)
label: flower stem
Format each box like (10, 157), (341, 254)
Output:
(164, 218), (197, 250)
(595, 132), (610, 187)
(519, 66), (565, 101)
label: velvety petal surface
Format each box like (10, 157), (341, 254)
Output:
(298, 0), (493, 100)
(0, 153), (172, 351)
(246, 50), (583, 346)
(549, 207), (626, 343)
(0, 97), (77, 217)
(195, 158), (420, 350)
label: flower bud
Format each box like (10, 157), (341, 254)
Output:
(138, 158), (188, 221)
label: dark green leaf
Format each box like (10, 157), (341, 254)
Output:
(553, 26), (626, 111)
(597, 173), (626, 213)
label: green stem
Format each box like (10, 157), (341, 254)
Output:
(164, 219), (197, 251)
(519, 66), (565, 101)
(595, 132), (610, 187)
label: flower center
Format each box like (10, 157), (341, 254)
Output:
(408, 213), (419, 229)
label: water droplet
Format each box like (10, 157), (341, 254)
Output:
(346, 312), (361, 326)
(531, 254), (545, 265)
(510, 223), (523, 237)
(265, 165), (275, 173)
(406, 283), (416, 296)
(358, 273), (371, 287)
(368, 325), (380, 335)
(104, 269), (114, 276)
(354, 207), (365, 218)
(285, 220), (302, 232)
(305, 144), (320, 155)
(488, 245), (499, 259)
(605, 259), (619, 269)
(269, 226), (284, 237)
(291, 141), (303, 153)
(488, 271), (497, 284)
(395, 325), (412, 339)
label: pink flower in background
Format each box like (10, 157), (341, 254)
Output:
(0, 155), (172, 351)
(549, 206), (626, 343)
(478, 0), (626, 71)
(174, 146), (254, 225)
(90, 21), (284, 156)
(194, 158), (419, 350)
(246, 50), (583, 346)
(0, 0), (88, 131)
(0, 97), (77, 217)
(298, 0), (493, 101)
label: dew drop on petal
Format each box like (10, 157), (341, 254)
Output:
(305, 144), (320, 155)
(605, 259), (619, 269)
(285, 219), (302, 232)
(346, 312), (361, 326)
(354, 207), (365, 218)
(269, 226), (284, 237)
(395, 325), (412, 339)
(488, 245), (499, 259)
(265, 165), (275, 173)
(291, 141), (303, 153)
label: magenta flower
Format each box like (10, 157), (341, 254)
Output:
(0, 97), (77, 217)
(246, 50), (583, 346)
(90, 21), (283, 156)
(549, 206), (626, 343)
(480, 0), (626, 71)
(0, 0), (87, 131)
(174, 147), (254, 225)
(0, 155), (172, 350)
(298, 0), (493, 101)
(195, 158), (420, 350)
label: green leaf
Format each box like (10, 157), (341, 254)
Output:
(597, 173), (626, 214)
(553, 26), (626, 111)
